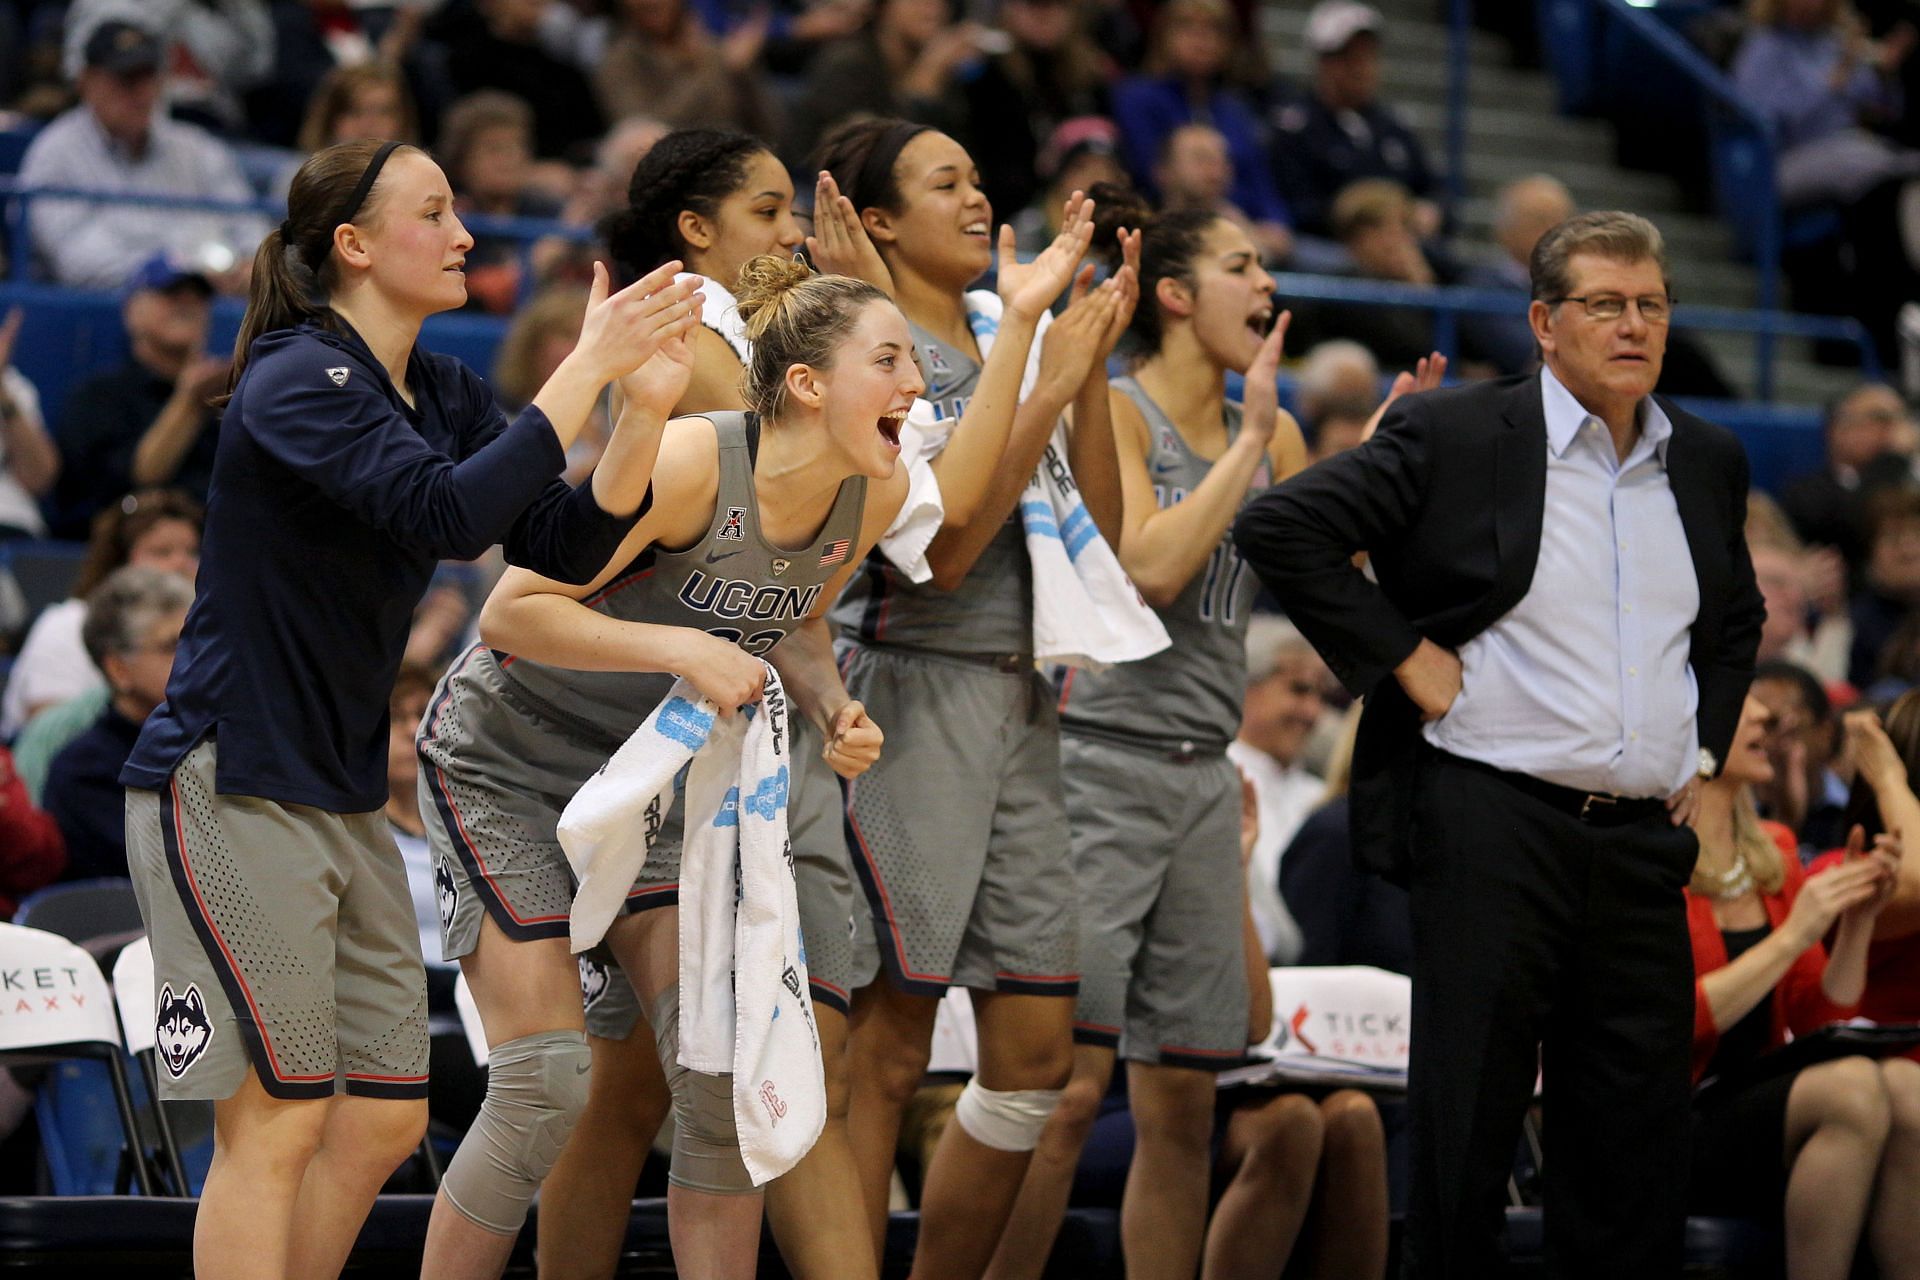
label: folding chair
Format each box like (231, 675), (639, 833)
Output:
(0, 923), (152, 1195)
(111, 937), (205, 1196)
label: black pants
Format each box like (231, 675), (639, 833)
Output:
(1401, 752), (1699, 1280)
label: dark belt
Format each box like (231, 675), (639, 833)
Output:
(1436, 751), (1669, 827)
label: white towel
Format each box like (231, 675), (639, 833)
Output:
(886, 290), (1168, 670)
(682, 271), (943, 584)
(558, 669), (825, 1184)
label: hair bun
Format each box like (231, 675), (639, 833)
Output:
(1087, 181), (1156, 266)
(734, 254), (816, 343)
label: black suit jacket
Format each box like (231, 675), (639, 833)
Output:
(1232, 373), (1765, 884)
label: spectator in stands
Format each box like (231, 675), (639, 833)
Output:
(1289, 178), (1438, 369)
(65, 0), (275, 136)
(436, 0), (607, 160)
(1011, 116), (1127, 255)
(959, 0), (1115, 218)
(42, 565), (191, 882)
(1229, 617), (1332, 965)
(1751, 659), (1851, 858)
(1688, 694), (1920, 1277)
(1850, 488), (1920, 685)
(437, 91), (562, 314)
(0, 308), (61, 541)
(1268, 0), (1438, 241)
(1752, 497), (1853, 685)
(49, 254), (225, 537)
(1153, 122), (1292, 264)
(785, 0), (981, 166)
(592, 0), (771, 135)
(1457, 174), (1572, 375)
(1111, 0), (1292, 257)
(249, 1), (436, 149)
(494, 286), (605, 483)
(1781, 382), (1916, 579)
(0, 745), (63, 919)
(1281, 702), (1412, 973)
(17, 17), (267, 290)
(0, 488), (200, 741)
(1295, 338), (1380, 462)
(295, 61), (418, 154)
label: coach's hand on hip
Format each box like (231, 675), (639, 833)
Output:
(1394, 638), (1462, 722)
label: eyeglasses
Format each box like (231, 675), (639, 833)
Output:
(1550, 294), (1676, 323)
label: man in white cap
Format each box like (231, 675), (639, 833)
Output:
(1270, 0), (1441, 238)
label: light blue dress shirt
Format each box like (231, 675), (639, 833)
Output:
(1423, 367), (1700, 798)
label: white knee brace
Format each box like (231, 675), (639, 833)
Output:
(953, 1079), (1063, 1152)
(440, 1029), (591, 1234)
(648, 988), (756, 1195)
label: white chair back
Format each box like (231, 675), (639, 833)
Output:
(1262, 965), (1412, 1071)
(453, 971), (489, 1066)
(112, 936), (156, 1054)
(0, 922), (123, 1052)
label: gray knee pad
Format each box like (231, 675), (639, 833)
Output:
(648, 988), (755, 1195)
(441, 1029), (592, 1234)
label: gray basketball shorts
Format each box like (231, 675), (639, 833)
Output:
(124, 739), (429, 1101)
(840, 644), (1078, 998)
(584, 715), (859, 1040)
(417, 648), (678, 965)
(1062, 734), (1249, 1070)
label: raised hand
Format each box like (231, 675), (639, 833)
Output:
(1095, 226), (1142, 358)
(1360, 351), (1448, 442)
(1241, 309), (1294, 444)
(574, 260), (703, 384)
(997, 190), (1095, 321)
(615, 327), (696, 423)
(823, 700), (884, 779)
(1789, 831), (1890, 947)
(1034, 272), (1125, 403)
(1846, 709), (1909, 793)
(806, 171), (893, 294)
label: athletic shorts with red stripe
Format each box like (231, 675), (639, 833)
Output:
(124, 739), (429, 1101)
(840, 643), (1079, 998)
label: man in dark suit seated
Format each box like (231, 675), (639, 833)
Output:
(1234, 210), (1764, 1278)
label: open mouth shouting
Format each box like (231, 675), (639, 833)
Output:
(877, 408), (908, 451)
(1247, 304), (1274, 341)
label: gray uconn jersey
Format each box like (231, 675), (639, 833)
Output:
(831, 319), (1033, 655)
(1058, 377), (1269, 748)
(497, 411), (867, 744)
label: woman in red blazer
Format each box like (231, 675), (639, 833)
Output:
(1689, 695), (1919, 1280)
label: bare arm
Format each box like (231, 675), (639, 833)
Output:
(1845, 710), (1920, 938)
(1239, 770), (1273, 1044)
(0, 383), (57, 497)
(131, 357), (227, 488)
(1698, 859), (1882, 1031)
(1060, 235), (1141, 551)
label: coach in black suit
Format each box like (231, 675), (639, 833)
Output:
(1234, 211), (1764, 1278)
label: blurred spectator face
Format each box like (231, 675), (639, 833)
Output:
(388, 683), (430, 799)
(80, 67), (162, 145)
(1317, 32), (1381, 111)
(1750, 673), (1836, 775)
(1241, 650), (1328, 766)
(1719, 696), (1779, 788)
(1870, 511), (1920, 599)
(124, 286), (213, 380)
(623, 0), (688, 39)
(331, 80), (408, 147)
(461, 124), (534, 207)
(1001, 0), (1078, 51)
(1054, 150), (1125, 204)
(106, 605), (186, 721)
(129, 516), (201, 581)
(1181, 218), (1278, 372)
(1531, 251), (1668, 412)
(1162, 4), (1231, 80)
(480, 0), (549, 39)
(1752, 544), (1809, 662)
(1157, 125), (1233, 210)
(868, 132), (995, 287)
(1495, 176), (1575, 268)
(692, 150), (804, 285)
(1312, 411), (1370, 461)
(1778, 0), (1842, 31)
(882, 0), (954, 47)
(1828, 384), (1908, 472)
(1344, 208), (1425, 282)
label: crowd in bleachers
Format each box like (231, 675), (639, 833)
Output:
(7, 1), (1920, 1276)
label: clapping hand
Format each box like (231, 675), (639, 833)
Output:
(806, 171), (893, 294)
(1360, 351), (1448, 442)
(1241, 309), (1294, 445)
(997, 190), (1095, 321)
(615, 326), (696, 422)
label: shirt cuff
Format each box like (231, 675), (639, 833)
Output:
(565, 472), (652, 539)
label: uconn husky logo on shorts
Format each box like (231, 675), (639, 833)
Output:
(435, 861), (458, 933)
(578, 955), (611, 1011)
(155, 982), (214, 1078)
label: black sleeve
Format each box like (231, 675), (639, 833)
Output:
(1232, 396), (1434, 698)
(1699, 435), (1765, 773)
(1280, 803), (1360, 968)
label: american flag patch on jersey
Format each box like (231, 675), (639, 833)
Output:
(819, 539), (851, 567)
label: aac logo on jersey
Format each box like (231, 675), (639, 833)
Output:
(717, 506), (747, 541)
(155, 982), (214, 1078)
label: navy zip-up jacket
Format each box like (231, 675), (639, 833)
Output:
(123, 321), (644, 811)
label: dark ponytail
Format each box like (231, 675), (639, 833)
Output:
(1088, 180), (1227, 357)
(601, 128), (769, 284)
(226, 139), (418, 399)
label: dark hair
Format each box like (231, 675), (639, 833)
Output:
(74, 488), (204, 598)
(1847, 686), (1920, 840)
(811, 117), (935, 220)
(1752, 659), (1833, 728)
(390, 661), (439, 718)
(1088, 180), (1226, 356)
(602, 128), (769, 281)
(227, 139), (419, 397)
(733, 255), (892, 420)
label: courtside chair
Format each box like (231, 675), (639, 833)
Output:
(111, 936), (202, 1197)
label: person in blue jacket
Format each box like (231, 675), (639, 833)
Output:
(117, 136), (701, 1279)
